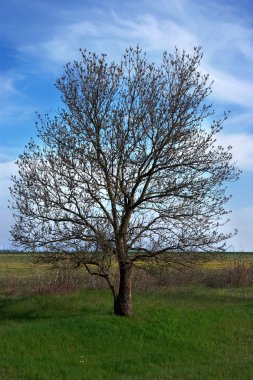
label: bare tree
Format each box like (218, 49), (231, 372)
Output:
(10, 47), (240, 315)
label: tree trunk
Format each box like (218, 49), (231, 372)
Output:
(114, 264), (133, 316)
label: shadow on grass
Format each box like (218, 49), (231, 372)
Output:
(0, 292), (112, 322)
(0, 287), (252, 323)
(137, 287), (253, 308)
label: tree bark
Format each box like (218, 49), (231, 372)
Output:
(114, 264), (133, 316)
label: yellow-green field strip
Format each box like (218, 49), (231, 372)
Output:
(1, 253), (253, 278)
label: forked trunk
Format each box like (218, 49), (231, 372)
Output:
(114, 264), (133, 316)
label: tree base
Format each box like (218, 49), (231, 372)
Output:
(114, 296), (133, 316)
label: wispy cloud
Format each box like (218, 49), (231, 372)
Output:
(0, 160), (17, 178)
(0, 72), (34, 125)
(208, 68), (253, 108)
(0, 104), (34, 126)
(110, 12), (198, 52)
(17, 1), (253, 109)
(0, 207), (13, 249)
(0, 74), (16, 95)
(0, 160), (17, 205)
(0, 72), (22, 97)
(0, 161), (18, 247)
(225, 207), (253, 252)
(20, 20), (99, 65)
(19, 9), (199, 65)
(0, 146), (22, 163)
(218, 133), (253, 172)
(225, 110), (253, 131)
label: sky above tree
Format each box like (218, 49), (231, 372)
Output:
(0, 0), (253, 251)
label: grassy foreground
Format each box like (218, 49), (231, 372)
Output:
(0, 287), (253, 380)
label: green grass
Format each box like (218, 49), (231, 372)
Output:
(0, 287), (253, 379)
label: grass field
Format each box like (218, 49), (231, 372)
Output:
(0, 253), (253, 379)
(0, 288), (253, 379)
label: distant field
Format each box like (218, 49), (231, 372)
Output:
(202, 253), (253, 269)
(1, 252), (253, 289)
(0, 254), (49, 279)
(1, 252), (253, 276)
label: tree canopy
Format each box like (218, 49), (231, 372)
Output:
(10, 46), (240, 315)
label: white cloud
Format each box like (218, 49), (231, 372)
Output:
(40, 21), (99, 63)
(221, 22), (253, 63)
(0, 72), (34, 125)
(0, 161), (18, 203)
(0, 72), (23, 98)
(0, 160), (18, 178)
(0, 147), (21, 163)
(225, 207), (253, 252)
(0, 74), (16, 96)
(0, 207), (13, 249)
(226, 110), (253, 130)
(0, 103), (34, 125)
(0, 161), (18, 248)
(17, 2), (253, 114)
(208, 67), (253, 108)
(110, 13), (198, 52)
(20, 10), (199, 65)
(217, 133), (253, 172)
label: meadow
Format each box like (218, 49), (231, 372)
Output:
(0, 253), (253, 379)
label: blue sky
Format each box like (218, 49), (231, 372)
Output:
(0, 0), (253, 250)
